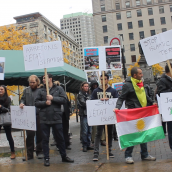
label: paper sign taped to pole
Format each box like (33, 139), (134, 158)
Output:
(0, 57), (5, 80)
(11, 106), (36, 131)
(23, 41), (64, 71)
(86, 98), (125, 126)
(140, 29), (172, 66)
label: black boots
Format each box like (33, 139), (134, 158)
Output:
(62, 156), (74, 163)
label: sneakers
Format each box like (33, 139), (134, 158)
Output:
(142, 155), (156, 161)
(62, 156), (74, 163)
(109, 152), (114, 158)
(93, 154), (98, 161)
(44, 159), (50, 166)
(126, 157), (134, 164)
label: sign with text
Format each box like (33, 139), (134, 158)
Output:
(23, 41), (64, 71)
(160, 92), (172, 122)
(86, 98), (125, 126)
(112, 82), (124, 91)
(140, 29), (172, 66)
(0, 57), (5, 80)
(11, 106), (36, 131)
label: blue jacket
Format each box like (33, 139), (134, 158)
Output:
(91, 85), (118, 100)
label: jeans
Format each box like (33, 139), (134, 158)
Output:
(125, 143), (148, 158)
(80, 115), (92, 148)
(94, 125), (113, 155)
(62, 113), (70, 147)
(41, 123), (66, 159)
(0, 125), (15, 152)
(26, 115), (42, 158)
(167, 121), (172, 150)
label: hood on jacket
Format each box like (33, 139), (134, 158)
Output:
(125, 77), (132, 83)
(90, 80), (99, 91)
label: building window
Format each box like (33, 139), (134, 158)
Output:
(129, 33), (134, 40)
(119, 34), (124, 40)
(131, 55), (136, 62)
(116, 13), (121, 20)
(130, 44), (135, 51)
(148, 8), (153, 15)
(117, 23), (122, 30)
(44, 34), (47, 39)
(137, 9), (142, 17)
(128, 22), (133, 29)
(101, 5), (105, 11)
(160, 17), (166, 24)
(159, 6), (164, 13)
(102, 15), (106, 22)
(147, 0), (152, 5)
(116, 3), (120, 10)
(104, 36), (108, 44)
(44, 25), (47, 32)
(162, 28), (167, 32)
(170, 5), (172, 12)
(138, 20), (143, 27)
(139, 31), (145, 39)
(102, 25), (108, 33)
(150, 30), (156, 36)
(126, 11), (132, 18)
(158, 0), (162, 2)
(126, 1), (130, 8)
(149, 19), (154, 26)
(48, 28), (52, 35)
(136, 0), (141, 6)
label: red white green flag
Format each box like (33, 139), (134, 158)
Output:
(115, 105), (165, 149)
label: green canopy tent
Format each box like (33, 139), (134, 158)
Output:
(0, 50), (86, 93)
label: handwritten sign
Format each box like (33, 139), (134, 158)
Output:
(23, 41), (64, 71)
(140, 29), (172, 66)
(86, 98), (125, 126)
(11, 106), (36, 131)
(160, 92), (172, 122)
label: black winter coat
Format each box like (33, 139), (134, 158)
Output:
(35, 84), (67, 124)
(0, 97), (11, 114)
(116, 77), (153, 109)
(156, 74), (172, 95)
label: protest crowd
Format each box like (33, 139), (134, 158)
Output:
(0, 64), (171, 167)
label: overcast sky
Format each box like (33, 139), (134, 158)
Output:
(0, 0), (92, 27)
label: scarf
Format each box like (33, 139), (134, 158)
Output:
(131, 77), (147, 107)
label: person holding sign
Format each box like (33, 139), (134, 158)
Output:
(156, 63), (172, 151)
(35, 74), (74, 166)
(91, 74), (118, 161)
(0, 85), (15, 159)
(20, 75), (43, 160)
(114, 67), (156, 164)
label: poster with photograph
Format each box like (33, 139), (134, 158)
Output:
(86, 71), (99, 83)
(84, 48), (99, 70)
(0, 57), (5, 80)
(99, 70), (113, 79)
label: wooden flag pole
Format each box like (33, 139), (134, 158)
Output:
(167, 60), (172, 76)
(102, 71), (109, 160)
(44, 68), (49, 95)
(23, 130), (27, 161)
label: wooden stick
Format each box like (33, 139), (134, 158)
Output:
(167, 60), (172, 76)
(44, 68), (49, 95)
(23, 130), (27, 161)
(102, 71), (109, 160)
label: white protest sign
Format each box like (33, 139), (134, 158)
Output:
(140, 29), (172, 66)
(156, 94), (162, 114)
(0, 57), (5, 80)
(160, 92), (172, 122)
(86, 98), (125, 126)
(23, 41), (64, 71)
(11, 106), (36, 131)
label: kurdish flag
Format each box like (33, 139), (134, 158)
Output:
(115, 105), (165, 149)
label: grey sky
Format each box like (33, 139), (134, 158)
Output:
(0, 0), (92, 27)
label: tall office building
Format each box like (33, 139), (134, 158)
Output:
(92, 0), (172, 68)
(60, 12), (96, 70)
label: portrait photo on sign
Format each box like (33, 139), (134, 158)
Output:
(86, 71), (99, 83)
(105, 47), (121, 70)
(0, 57), (5, 80)
(84, 48), (99, 70)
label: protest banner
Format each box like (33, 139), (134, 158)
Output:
(160, 92), (172, 122)
(0, 57), (5, 80)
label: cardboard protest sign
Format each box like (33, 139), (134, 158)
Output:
(86, 98), (125, 126)
(85, 71), (99, 83)
(11, 106), (36, 131)
(160, 92), (172, 121)
(112, 82), (124, 91)
(0, 57), (5, 80)
(140, 30), (172, 66)
(23, 41), (64, 71)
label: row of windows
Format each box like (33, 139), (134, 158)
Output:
(61, 21), (80, 26)
(100, 0), (172, 11)
(101, 5), (172, 22)
(61, 24), (81, 29)
(61, 18), (80, 23)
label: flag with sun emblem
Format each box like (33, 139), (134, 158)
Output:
(115, 105), (165, 149)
